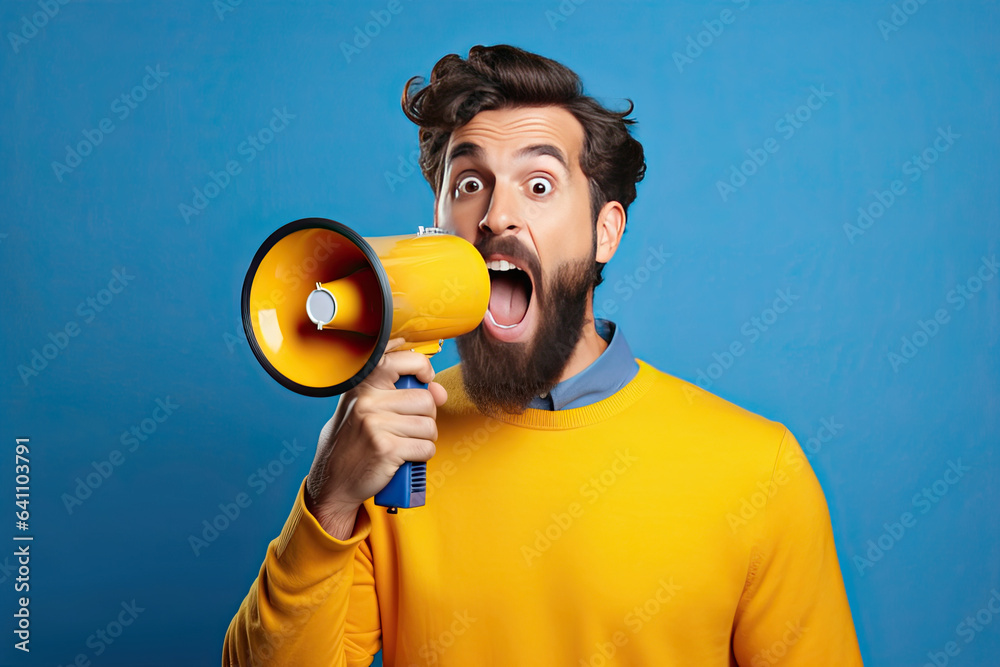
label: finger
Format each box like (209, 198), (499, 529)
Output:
(427, 381), (448, 407)
(376, 412), (438, 441)
(384, 337), (407, 353)
(367, 387), (437, 418)
(387, 436), (437, 464)
(368, 350), (436, 388)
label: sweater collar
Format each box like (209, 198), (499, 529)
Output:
(527, 319), (640, 411)
(442, 359), (658, 431)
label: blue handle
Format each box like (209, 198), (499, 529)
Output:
(392, 374), (427, 390)
(373, 374), (428, 511)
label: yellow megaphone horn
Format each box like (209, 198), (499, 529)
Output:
(241, 217), (490, 510)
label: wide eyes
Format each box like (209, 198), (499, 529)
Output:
(456, 175), (483, 196)
(453, 175), (554, 198)
(528, 177), (553, 196)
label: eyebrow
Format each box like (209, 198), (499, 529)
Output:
(515, 144), (569, 173)
(447, 142), (570, 175)
(448, 142), (483, 163)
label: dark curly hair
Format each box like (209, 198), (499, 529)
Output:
(401, 44), (646, 287)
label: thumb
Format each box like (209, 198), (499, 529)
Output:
(427, 381), (448, 407)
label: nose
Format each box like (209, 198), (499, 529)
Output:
(478, 181), (523, 237)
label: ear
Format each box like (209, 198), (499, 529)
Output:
(594, 200), (626, 264)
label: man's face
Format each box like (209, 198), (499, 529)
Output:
(434, 105), (603, 413)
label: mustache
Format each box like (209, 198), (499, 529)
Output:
(475, 236), (542, 288)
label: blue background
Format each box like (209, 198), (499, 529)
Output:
(2, 1), (998, 665)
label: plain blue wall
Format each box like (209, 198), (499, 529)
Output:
(2, 1), (997, 665)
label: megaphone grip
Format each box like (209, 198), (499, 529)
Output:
(393, 374), (427, 390)
(374, 375), (429, 511)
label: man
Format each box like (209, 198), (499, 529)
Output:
(224, 45), (864, 665)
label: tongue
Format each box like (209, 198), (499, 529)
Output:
(488, 273), (529, 326)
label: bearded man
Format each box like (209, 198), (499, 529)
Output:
(224, 45), (864, 666)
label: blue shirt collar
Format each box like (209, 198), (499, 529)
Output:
(527, 319), (639, 411)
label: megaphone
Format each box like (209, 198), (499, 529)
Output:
(241, 217), (490, 511)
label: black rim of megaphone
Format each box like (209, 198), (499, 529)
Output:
(241, 217), (394, 398)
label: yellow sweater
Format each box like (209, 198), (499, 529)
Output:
(223, 360), (863, 666)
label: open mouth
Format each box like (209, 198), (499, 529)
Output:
(485, 256), (535, 338)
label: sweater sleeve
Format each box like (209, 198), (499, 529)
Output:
(731, 429), (864, 666)
(222, 477), (382, 666)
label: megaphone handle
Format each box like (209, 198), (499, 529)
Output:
(393, 374), (427, 390)
(374, 375), (429, 512)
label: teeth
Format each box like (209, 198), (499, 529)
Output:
(487, 259), (520, 272)
(486, 311), (518, 329)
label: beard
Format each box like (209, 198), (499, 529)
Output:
(456, 236), (597, 415)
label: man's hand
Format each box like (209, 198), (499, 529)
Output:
(304, 339), (448, 539)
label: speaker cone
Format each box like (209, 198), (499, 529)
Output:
(241, 218), (393, 397)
